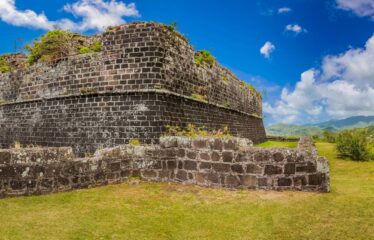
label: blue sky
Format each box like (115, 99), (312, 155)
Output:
(1, 0), (374, 125)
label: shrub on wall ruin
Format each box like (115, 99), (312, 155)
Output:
(165, 124), (233, 139)
(194, 50), (216, 67)
(26, 30), (102, 65)
(0, 55), (12, 73)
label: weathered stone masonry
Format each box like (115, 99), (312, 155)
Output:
(0, 137), (329, 198)
(0, 22), (265, 155)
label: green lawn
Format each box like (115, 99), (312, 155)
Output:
(256, 140), (298, 148)
(0, 143), (373, 240)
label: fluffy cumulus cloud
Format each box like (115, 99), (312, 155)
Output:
(336, 0), (374, 20)
(285, 24), (307, 34)
(260, 41), (275, 59)
(0, 0), (139, 32)
(278, 7), (292, 14)
(265, 34), (374, 124)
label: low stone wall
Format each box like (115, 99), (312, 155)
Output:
(0, 137), (329, 198)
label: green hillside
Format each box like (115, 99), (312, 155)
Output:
(266, 116), (374, 137)
(266, 124), (324, 137)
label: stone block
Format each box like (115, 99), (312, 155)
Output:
(192, 139), (207, 149)
(207, 172), (219, 183)
(0, 151), (11, 164)
(142, 169), (157, 178)
(246, 164), (262, 174)
(241, 175), (256, 187)
(167, 160), (177, 169)
(177, 149), (185, 158)
(273, 152), (285, 162)
(308, 173), (322, 185)
(222, 152), (234, 162)
(209, 139), (223, 150)
(211, 151), (220, 161)
(184, 160), (197, 171)
(199, 152), (210, 161)
(199, 162), (211, 170)
(176, 170), (188, 181)
(231, 164), (244, 173)
(278, 178), (292, 186)
(293, 176), (307, 186)
(186, 151), (197, 160)
(225, 175), (240, 187)
(223, 139), (237, 150)
(284, 163), (295, 175)
(212, 163), (231, 172)
(264, 165), (282, 175)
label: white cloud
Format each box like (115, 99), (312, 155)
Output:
(265, 34), (374, 124)
(260, 41), (275, 59)
(0, 0), (139, 32)
(285, 24), (307, 34)
(336, 0), (374, 20)
(278, 7), (292, 14)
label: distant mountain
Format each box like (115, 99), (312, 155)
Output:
(311, 116), (374, 130)
(266, 124), (324, 137)
(266, 116), (374, 137)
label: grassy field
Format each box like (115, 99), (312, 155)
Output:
(256, 140), (298, 148)
(0, 143), (373, 240)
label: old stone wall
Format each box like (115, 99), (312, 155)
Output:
(0, 22), (266, 154)
(0, 137), (329, 198)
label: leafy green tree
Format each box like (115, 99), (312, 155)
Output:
(323, 130), (336, 143)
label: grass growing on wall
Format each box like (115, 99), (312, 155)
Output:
(256, 140), (298, 148)
(0, 142), (373, 240)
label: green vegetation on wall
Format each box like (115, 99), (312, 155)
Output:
(165, 124), (232, 139)
(194, 50), (216, 67)
(0, 55), (12, 73)
(26, 30), (102, 65)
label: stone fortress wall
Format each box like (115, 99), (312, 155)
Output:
(0, 22), (265, 156)
(0, 136), (330, 198)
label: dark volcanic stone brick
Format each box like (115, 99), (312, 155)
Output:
(222, 152), (233, 162)
(308, 174), (322, 185)
(184, 160), (197, 170)
(210, 139), (223, 150)
(264, 165), (282, 175)
(211, 152), (220, 161)
(207, 173), (219, 183)
(246, 164), (262, 174)
(257, 178), (268, 187)
(273, 152), (284, 162)
(199, 162), (211, 170)
(110, 162), (121, 171)
(142, 170), (157, 178)
(241, 175), (257, 187)
(278, 178), (292, 186)
(199, 152), (210, 161)
(212, 163), (231, 172)
(231, 164), (244, 173)
(186, 151), (197, 159)
(223, 140), (236, 150)
(176, 170), (188, 181)
(225, 175), (240, 187)
(284, 163), (296, 175)
(254, 152), (269, 162)
(167, 160), (177, 169)
(296, 162), (316, 173)
(293, 176), (307, 186)
(192, 139), (207, 149)
(177, 149), (185, 158)
(0, 152), (11, 164)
